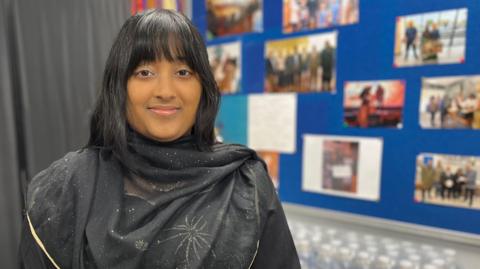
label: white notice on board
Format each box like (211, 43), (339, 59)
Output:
(248, 93), (297, 153)
(302, 134), (383, 201)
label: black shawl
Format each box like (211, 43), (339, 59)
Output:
(21, 132), (300, 269)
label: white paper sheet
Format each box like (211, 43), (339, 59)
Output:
(247, 93), (297, 153)
(302, 134), (383, 201)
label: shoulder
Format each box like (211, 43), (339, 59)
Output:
(28, 148), (97, 185)
(237, 149), (278, 211)
(213, 143), (266, 173)
(212, 142), (276, 199)
(218, 142), (267, 170)
(26, 148), (99, 212)
(25, 149), (100, 267)
(31, 148), (97, 176)
(240, 158), (270, 187)
(212, 143), (258, 163)
(214, 142), (274, 188)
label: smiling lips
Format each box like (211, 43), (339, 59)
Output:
(148, 105), (180, 116)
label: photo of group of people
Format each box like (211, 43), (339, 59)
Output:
(419, 75), (480, 129)
(131, 0), (192, 17)
(206, 0), (263, 39)
(394, 8), (467, 67)
(343, 80), (405, 128)
(206, 2), (479, 216)
(264, 32), (337, 93)
(415, 153), (480, 209)
(207, 41), (242, 94)
(282, 0), (359, 33)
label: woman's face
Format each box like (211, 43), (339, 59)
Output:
(126, 59), (202, 142)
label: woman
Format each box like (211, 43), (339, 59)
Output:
(20, 9), (300, 269)
(357, 86), (371, 127)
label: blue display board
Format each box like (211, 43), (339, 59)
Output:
(192, 0), (480, 235)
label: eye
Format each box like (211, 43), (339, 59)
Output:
(134, 69), (155, 78)
(176, 69), (193, 77)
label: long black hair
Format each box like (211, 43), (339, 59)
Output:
(87, 9), (220, 158)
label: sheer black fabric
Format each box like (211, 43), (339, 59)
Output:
(20, 133), (300, 269)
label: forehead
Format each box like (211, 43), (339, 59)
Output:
(136, 57), (189, 68)
(140, 33), (187, 59)
(129, 32), (194, 73)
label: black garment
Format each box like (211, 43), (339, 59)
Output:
(464, 189), (475, 206)
(405, 41), (418, 60)
(265, 58), (274, 76)
(20, 133), (300, 268)
(320, 46), (334, 80)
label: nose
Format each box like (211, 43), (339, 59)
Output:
(152, 73), (176, 101)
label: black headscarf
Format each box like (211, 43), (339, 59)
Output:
(26, 130), (265, 268)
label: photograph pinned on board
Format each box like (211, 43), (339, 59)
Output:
(206, 0), (263, 39)
(215, 95), (248, 145)
(265, 31), (337, 93)
(415, 153), (480, 209)
(283, 0), (359, 33)
(131, 0), (192, 17)
(393, 8), (467, 67)
(207, 41), (242, 94)
(248, 93), (297, 154)
(322, 140), (359, 193)
(419, 75), (480, 130)
(257, 151), (280, 190)
(343, 80), (405, 128)
(302, 134), (383, 201)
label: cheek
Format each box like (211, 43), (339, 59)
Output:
(125, 99), (141, 130)
(192, 87), (202, 115)
(127, 80), (153, 109)
(183, 87), (202, 127)
(185, 80), (202, 110)
(125, 99), (135, 121)
(126, 83), (148, 126)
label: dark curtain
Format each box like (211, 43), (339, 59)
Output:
(0, 0), (23, 268)
(1, 0), (129, 268)
(10, 0), (129, 176)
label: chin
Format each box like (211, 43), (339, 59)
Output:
(150, 134), (179, 142)
(150, 129), (187, 142)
